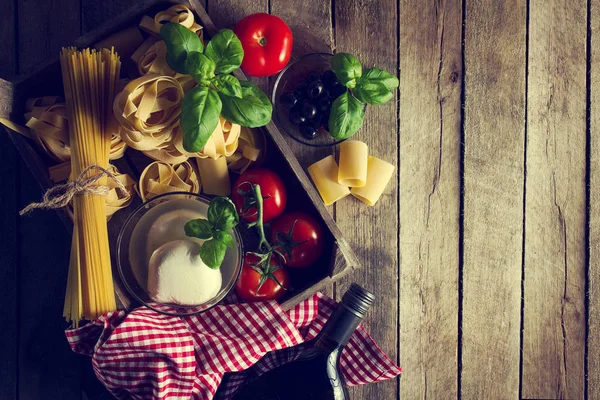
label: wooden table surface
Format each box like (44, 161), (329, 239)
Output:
(1, 0), (599, 399)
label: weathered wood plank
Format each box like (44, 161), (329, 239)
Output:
(0, 1), (18, 399)
(18, 159), (81, 399)
(17, 0), (80, 74)
(0, 134), (18, 400)
(462, 1), (526, 398)
(269, 0), (334, 301)
(82, 0), (207, 33)
(16, 1), (82, 398)
(270, 0), (334, 171)
(522, 0), (588, 398)
(399, 0), (462, 398)
(0, 0), (16, 79)
(588, 0), (600, 397)
(334, 0), (399, 398)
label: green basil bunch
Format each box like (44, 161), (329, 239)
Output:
(160, 23), (272, 152)
(328, 53), (399, 140)
(184, 197), (240, 269)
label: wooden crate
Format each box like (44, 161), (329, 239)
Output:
(0, 0), (359, 311)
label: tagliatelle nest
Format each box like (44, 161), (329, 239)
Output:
(172, 117), (242, 160)
(113, 75), (184, 151)
(226, 127), (268, 174)
(104, 164), (137, 219)
(23, 96), (127, 162)
(139, 4), (203, 40)
(135, 40), (195, 92)
(138, 160), (200, 202)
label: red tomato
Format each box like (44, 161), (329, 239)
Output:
(232, 168), (287, 223)
(236, 253), (290, 302)
(234, 13), (293, 77)
(270, 212), (325, 268)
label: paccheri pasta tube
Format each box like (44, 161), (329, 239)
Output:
(338, 140), (368, 187)
(138, 160), (200, 202)
(196, 156), (231, 196)
(59, 47), (121, 326)
(351, 156), (395, 206)
(308, 155), (351, 206)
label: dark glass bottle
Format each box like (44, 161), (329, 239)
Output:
(232, 283), (375, 400)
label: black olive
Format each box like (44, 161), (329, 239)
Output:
(300, 123), (318, 140)
(293, 81), (308, 98)
(307, 80), (324, 99)
(329, 83), (347, 99)
(280, 92), (297, 109)
(307, 71), (321, 82)
(300, 101), (318, 120)
(308, 112), (322, 129)
(289, 106), (306, 125)
(316, 95), (331, 112)
(322, 70), (340, 88)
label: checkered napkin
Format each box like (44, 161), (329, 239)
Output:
(65, 292), (401, 400)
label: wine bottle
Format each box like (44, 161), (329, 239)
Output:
(232, 283), (375, 400)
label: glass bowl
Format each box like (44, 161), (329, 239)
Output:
(272, 52), (345, 147)
(116, 192), (243, 316)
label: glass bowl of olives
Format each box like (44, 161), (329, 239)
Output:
(272, 53), (347, 147)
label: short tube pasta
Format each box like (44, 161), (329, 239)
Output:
(196, 156), (231, 196)
(308, 155), (351, 206)
(338, 140), (368, 187)
(351, 156), (395, 206)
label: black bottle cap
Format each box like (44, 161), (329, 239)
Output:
(341, 283), (375, 319)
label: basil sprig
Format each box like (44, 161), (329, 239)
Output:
(184, 197), (239, 269)
(161, 23), (272, 153)
(328, 53), (399, 140)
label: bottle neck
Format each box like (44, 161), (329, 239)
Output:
(314, 303), (363, 354)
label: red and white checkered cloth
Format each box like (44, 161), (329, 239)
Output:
(66, 292), (401, 399)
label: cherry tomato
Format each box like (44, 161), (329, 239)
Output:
(236, 253), (290, 302)
(270, 212), (325, 268)
(234, 13), (293, 77)
(232, 168), (287, 223)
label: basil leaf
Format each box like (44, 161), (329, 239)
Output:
(353, 81), (394, 105)
(360, 67), (399, 90)
(204, 29), (244, 74)
(214, 230), (234, 249)
(328, 92), (365, 140)
(199, 239), (228, 269)
(185, 52), (215, 83)
(180, 86), (222, 152)
(207, 197), (239, 231)
(184, 219), (213, 239)
(331, 53), (362, 89)
(212, 75), (242, 98)
(219, 81), (272, 127)
(160, 22), (204, 74)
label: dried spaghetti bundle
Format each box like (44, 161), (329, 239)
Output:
(60, 47), (121, 326)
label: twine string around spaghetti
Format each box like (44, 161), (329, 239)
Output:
(20, 165), (129, 215)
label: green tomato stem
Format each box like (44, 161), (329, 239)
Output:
(252, 184), (271, 252)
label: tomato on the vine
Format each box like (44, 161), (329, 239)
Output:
(270, 212), (325, 268)
(232, 168), (287, 223)
(236, 253), (290, 302)
(234, 13), (293, 77)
